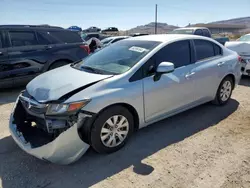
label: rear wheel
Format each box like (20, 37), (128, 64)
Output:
(48, 61), (69, 70)
(90, 106), (134, 153)
(213, 76), (233, 105)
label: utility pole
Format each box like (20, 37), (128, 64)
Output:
(155, 4), (158, 34)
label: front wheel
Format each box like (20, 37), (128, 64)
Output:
(90, 106), (134, 153)
(212, 76), (233, 105)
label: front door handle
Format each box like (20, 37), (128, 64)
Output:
(217, 62), (225, 67)
(185, 72), (195, 79)
(0, 51), (3, 56)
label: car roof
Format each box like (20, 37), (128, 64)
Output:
(126, 34), (214, 43)
(0, 25), (64, 30)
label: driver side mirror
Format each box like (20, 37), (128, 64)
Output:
(154, 62), (175, 82)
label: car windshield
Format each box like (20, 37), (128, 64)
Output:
(74, 40), (160, 74)
(171, 29), (194, 34)
(238, 35), (250, 41)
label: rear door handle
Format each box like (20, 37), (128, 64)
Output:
(185, 72), (195, 79)
(217, 62), (225, 67)
(0, 51), (3, 56)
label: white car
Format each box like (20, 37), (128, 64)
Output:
(225, 34), (250, 76)
(101, 36), (130, 47)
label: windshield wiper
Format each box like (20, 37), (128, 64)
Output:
(81, 66), (102, 74)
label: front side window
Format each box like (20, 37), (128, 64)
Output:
(155, 40), (191, 68)
(194, 40), (221, 61)
(203, 29), (210, 37)
(74, 40), (160, 74)
(9, 31), (38, 47)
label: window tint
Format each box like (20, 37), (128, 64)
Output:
(194, 29), (203, 36)
(49, 31), (82, 43)
(214, 44), (222, 56)
(194, 40), (215, 61)
(155, 40), (191, 68)
(9, 31), (38, 47)
(0, 32), (3, 48)
(36, 32), (51, 45)
(203, 29), (211, 37)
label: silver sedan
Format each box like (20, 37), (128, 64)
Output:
(9, 34), (242, 164)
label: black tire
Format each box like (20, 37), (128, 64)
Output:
(212, 76), (233, 105)
(48, 61), (69, 70)
(90, 106), (134, 153)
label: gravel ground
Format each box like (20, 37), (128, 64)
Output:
(0, 78), (250, 188)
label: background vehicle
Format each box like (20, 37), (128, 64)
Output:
(68, 26), (82, 32)
(81, 33), (111, 41)
(101, 36), (130, 47)
(172, 27), (229, 45)
(9, 34), (241, 164)
(130, 33), (149, 37)
(82, 26), (101, 33)
(101, 27), (119, 35)
(225, 33), (250, 76)
(0, 25), (89, 88)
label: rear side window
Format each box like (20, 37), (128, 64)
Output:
(194, 29), (203, 36)
(156, 40), (191, 68)
(214, 44), (222, 56)
(203, 29), (211, 37)
(9, 31), (38, 47)
(194, 40), (221, 61)
(49, 31), (82, 43)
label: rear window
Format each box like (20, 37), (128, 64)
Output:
(171, 29), (193, 34)
(49, 31), (83, 43)
(9, 31), (38, 47)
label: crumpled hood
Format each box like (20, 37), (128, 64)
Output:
(27, 65), (112, 102)
(225, 41), (250, 56)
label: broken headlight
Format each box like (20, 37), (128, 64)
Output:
(46, 100), (91, 115)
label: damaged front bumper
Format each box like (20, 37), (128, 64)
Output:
(9, 95), (91, 165)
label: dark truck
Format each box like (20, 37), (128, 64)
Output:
(172, 27), (229, 45)
(0, 25), (90, 88)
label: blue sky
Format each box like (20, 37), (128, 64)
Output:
(1, 0), (250, 30)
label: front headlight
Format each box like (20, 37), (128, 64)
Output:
(46, 100), (91, 115)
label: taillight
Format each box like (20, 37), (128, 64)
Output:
(80, 45), (90, 54)
(238, 56), (242, 62)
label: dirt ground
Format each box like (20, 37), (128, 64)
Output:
(0, 78), (250, 188)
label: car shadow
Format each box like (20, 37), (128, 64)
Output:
(239, 76), (250, 87)
(0, 99), (239, 188)
(0, 87), (24, 105)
